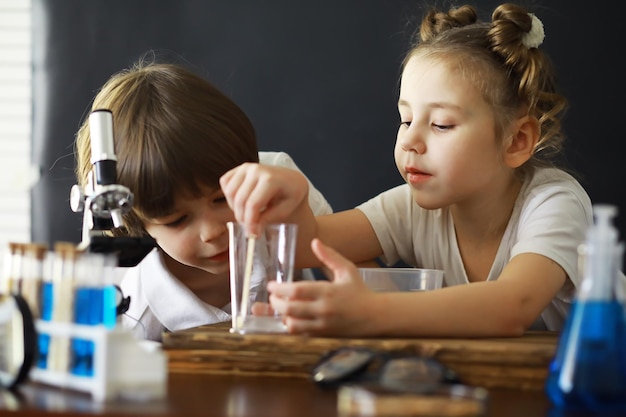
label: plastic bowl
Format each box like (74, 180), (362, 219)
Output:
(358, 268), (444, 292)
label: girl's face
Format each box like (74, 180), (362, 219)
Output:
(394, 54), (509, 210)
(143, 185), (235, 275)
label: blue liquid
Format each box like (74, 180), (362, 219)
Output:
(71, 287), (104, 376)
(37, 282), (54, 369)
(545, 300), (626, 412)
(102, 285), (117, 329)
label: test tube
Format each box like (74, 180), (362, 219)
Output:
(71, 253), (98, 376)
(20, 243), (48, 319)
(1, 243), (24, 296)
(101, 253), (119, 329)
(71, 252), (115, 376)
(1, 244), (14, 294)
(46, 242), (79, 373)
(37, 247), (54, 369)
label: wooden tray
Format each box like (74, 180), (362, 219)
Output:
(162, 322), (559, 391)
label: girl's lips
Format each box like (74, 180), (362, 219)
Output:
(405, 167), (432, 185)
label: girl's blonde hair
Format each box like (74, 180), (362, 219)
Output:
(407, 3), (567, 178)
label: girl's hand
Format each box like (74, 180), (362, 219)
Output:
(220, 163), (309, 235)
(267, 238), (383, 336)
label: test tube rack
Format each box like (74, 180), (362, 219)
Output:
(31, 320), (167, 402)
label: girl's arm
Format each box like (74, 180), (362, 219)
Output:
(369, 252), (566, 337)
(220, 163), (383, 268)
(268, 239), (567, 337)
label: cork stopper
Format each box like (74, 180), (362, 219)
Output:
(23, 242), (49, 260)
(8, 242), (25, 255)
(54, 242), (82, 260)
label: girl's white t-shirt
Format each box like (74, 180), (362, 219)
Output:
(119, 151), (333, 341)
(356, 167), (594, 331)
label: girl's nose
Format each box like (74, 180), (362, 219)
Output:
(398, 127), (426, 155)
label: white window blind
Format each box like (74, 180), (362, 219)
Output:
(0, 0), (32, 264)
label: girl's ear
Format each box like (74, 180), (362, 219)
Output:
(504, 115), (540, 168)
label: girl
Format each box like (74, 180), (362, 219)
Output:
(220, 3), (595, 337)
(74, 59), (333, 341)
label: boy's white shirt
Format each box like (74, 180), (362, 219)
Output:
(118, 151), (332, 341)
(357, 167), (598, 331)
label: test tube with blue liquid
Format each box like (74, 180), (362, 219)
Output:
(545, 205), (626, 412)
(37, 251), (53, 370)
(70, 252), (117, 376)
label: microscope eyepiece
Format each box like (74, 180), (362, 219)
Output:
(90, 109), (117, 186)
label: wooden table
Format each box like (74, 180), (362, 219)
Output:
(2, 326), (619, 416)
(1, 372), (563, 417)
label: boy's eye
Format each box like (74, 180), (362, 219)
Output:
(164, 215), (187, 228)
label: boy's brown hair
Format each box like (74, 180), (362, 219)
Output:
(75, 58), (259, 236)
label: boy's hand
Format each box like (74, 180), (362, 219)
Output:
(220, 163), (309, 235)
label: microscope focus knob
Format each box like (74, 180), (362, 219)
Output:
(110, 208), (124, 229)
(69, 184), (85, 213)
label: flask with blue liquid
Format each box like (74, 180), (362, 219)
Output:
(545, 204), (626, 412)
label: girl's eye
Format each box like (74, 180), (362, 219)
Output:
(165, 216), (187, 228)
(399, 121), (411, 128)
(213, 196), (228, 204)
(433, 123), (453, 131)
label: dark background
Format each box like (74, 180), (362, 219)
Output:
(31, 1), (625, 254)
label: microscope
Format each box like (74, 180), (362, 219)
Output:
(69, 109), (155, 267)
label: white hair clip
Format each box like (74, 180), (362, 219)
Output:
(521, 13), (545, 49)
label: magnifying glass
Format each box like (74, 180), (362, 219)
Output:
(0, 294), (37, 390)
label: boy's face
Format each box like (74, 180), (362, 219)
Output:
(394, 55), (507, 210)
(143, 186), (235, 275)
